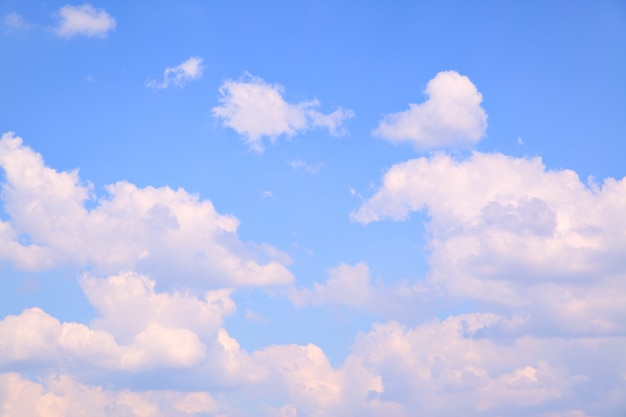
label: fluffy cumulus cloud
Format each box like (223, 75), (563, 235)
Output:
(146, 57), (204, 89)
(212, 74), (354, 152)
(0, 272), (235, 373)
(373, 71), (487, 150)
(2, 123), (625, 416)
(54, 4), (116, 38)
(0, 372), (218, 417)
(353, 152), (626, 335)
(348, 314), (626, 417)
(0, 132), (293, 288)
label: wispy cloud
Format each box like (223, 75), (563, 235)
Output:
(54, 4), (116, 38)
(374, 71), (487, 150)
(146, 57), (204, 89)
(212, 74), (354, 152)
(3, 12), (29, 30)
(288, 159), (324, 174)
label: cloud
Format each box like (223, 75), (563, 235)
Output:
(287, 262), (430, 320)
(288, 159), (324, 174)
(352, 152), (626, 335)
(212, 74), (354, 152)
(0, 372), (218, 417)
(3, 12), (28, 30)
(373, 71), (487, 150)
(348, 314), (626, 416)
(146, 57), (204, 89)
(0, 132), (293, 288)
(54, 4), (116, 38)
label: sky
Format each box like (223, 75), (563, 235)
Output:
(0, 1), (625, 416)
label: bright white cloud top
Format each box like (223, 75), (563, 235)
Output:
(374, 71), (488, 150)
(1, 2), (625, 417)
(54, 4), (116, 38)
(147, 57), (204, 89)
(212, 74), (354, 151)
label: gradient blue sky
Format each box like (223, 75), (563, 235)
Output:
(1, 1), (625, 416)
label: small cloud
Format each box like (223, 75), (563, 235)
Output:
(288, 159), (323, 174)
(349, 187), (363, 199)
(4, 12), (29, 30)
(54, 4), (116, 38)
(261, 190), (273, 198)
(85, 75), (95, 83)
(146, 57), (204, 89)
(212, 74), (354, 152)
(245, 309), (267, 324)
(517, 137), (524, 145)
(18, 277), (40, 294)
(373, 71), (487, 150)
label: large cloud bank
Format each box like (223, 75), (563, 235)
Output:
(1, 69), (625, 416)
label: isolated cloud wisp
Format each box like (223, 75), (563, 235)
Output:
(54, 4), (116, 38)
(3, 12), (28, 30)
(212, 74), (354, 151)
(373, 71), (487, 150)
(147, 57), (204, 89)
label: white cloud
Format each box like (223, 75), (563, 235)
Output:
(146, 57), (204, 89)
(352, 152), (626, 335)
(288, 159), (323, 174)
(80, 271), (235, 343)
(3, 12), (28, 30)
(289, 263), (373, 307)
(212, 74), (354, 152)
(373, 71), (487, 150)
(0, 272), (234, 374)
(0, 372), (219, 417)
(348, 314), (626, 416)
(54, 4), (116, 38)
(287, 262), (430, 320)
(0, 132), (293, 289)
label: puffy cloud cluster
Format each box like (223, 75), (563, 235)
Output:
(353, 151), (626, 335)
(349, 314), (626, 417)
(54, 4), (116, 39)
(373, 71), (487, 150)
(2, 63), (625, 417)
(0, 132), (293, 289)
(0, 372), (218, 417)
(212, 74), (354, 152)
(0, 272), (234, 373)
(146, 57), (204, 89)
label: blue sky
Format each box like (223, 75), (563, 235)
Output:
(1, 1), (625, 416)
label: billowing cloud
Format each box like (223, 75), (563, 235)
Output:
(0, 372), (218, 417)
(0, 280), (214, 373)
(54, 4), (116, 38)
(212, 74), (354, 152)
(373, 71), (487, 150)
(349, 314), (626, 417)
(0, 132), (293, 288)
(288, 159), (324, 174)
(146, 57), (204, 89)
(352, 152), (626, 335)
